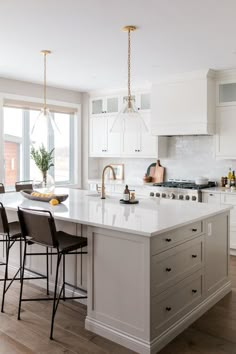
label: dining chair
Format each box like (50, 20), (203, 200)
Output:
(15, 180), (33, 192)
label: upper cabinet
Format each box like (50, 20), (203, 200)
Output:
(89, 91), (167, 158)
(90, 96), (119, 115)
(151, 70), (216, 136)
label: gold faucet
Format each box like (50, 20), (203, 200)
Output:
(101, 165), (116, 199)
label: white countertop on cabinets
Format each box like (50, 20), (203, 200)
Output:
(201, 187), (236, 194)
(0, 188), (231, 237)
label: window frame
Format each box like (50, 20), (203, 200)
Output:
(0, 93), (81, 189)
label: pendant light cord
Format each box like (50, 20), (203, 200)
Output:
(127, 28), (131, 109)
(43, 52), (47, 114)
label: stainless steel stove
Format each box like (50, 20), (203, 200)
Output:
(149, 179), (216, 202)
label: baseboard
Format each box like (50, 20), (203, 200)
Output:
(85, 317), (151, 354)
(86, 281), (231, 354)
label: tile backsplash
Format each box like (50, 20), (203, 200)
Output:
(93, 136), (235, 184)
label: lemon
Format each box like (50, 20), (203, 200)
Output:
(49, 198), (59, 206)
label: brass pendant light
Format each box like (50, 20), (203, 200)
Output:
(110, 26), (148, 133)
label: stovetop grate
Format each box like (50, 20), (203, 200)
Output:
(152, 181), (216, 190)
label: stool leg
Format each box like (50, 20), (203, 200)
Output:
(63, 254), (65, 301)
(1, 238), (10, 313)
(18, 241), (27, 320)
(46, 247), (49, 295)
(50, 253), (62, 340)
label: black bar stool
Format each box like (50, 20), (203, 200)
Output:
(17, 207), (88, 340)
(0, 202), (50, 313)
(15, 180), (33, 192)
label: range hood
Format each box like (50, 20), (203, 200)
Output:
(151, 69), (216, 136)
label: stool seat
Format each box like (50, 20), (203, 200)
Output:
(57, 231), (87, 253)
(8, 222), (21, 239)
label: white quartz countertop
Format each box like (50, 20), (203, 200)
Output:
(88, 179), (153, 187)
(201, 187), (236, 194)
(0, 188), (231, 237)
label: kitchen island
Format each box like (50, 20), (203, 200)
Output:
(0, 189), (232, 354)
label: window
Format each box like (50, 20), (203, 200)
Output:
(3, 105), (76, 190)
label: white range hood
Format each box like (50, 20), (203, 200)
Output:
(151, 69), (216, 136)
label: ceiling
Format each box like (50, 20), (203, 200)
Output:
(1, 0), (236, 92)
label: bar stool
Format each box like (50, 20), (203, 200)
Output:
(17, 207), (88, 340)
(15, 180), (33, 192)
(0, 202), (50, 312)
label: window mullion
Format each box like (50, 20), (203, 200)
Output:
(48, 114), (55, 179)
(22, 110), (30, 180)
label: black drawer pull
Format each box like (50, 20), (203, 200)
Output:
(165, 238), (172, 242)
(166, 307), (172, 311)
(192, 254), (197, 258)
(209, 194), (214, 196)
(192, 289), (197, 293)
(192, 228), (197, 232)
(166, 267), (172, 272)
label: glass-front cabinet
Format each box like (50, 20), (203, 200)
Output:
(90, 96), (119, 115)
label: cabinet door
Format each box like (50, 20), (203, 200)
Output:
(205, 213), (229, 295)
(216, 106), (236, 158)
(89, 117), (121, 157)
(91, 98), (104, 115)
(89, 117), (107, 156)
(139, 113), (158, 157)
(106, 117), (121, 156)
(122, 131), (140, 156)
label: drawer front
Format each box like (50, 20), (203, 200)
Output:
(206, 192), (221, 204)
(151, 271), (203, 337)
(221, 193), (236, 205)
(151, 221), (203, 255)
(151, 237), (203, 295)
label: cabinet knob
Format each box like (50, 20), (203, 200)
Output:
(209, 194), (214, 196)
(165, 238), (172, 242)
(192, 254), (197, 258)
(165, 307), (172, 311)
(165, 267), (172, 272)
(192, 289), (198, 293)
(192, 228), (197, 232)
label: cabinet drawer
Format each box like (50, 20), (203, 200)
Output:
(151, 270), (203, 338)
(221, 193), (236, 205)
(206, 192), (221, 204)
(151, 237), (203, 295)
(151, 221), (203, 255)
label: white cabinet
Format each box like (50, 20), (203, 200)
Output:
(89, 92), (167, 158)
(121, 112), (166, 158)
(215, 106), (236, 159)
(90, 96), (119, 115)
(151, 70), (216, 136)
(89, 116), (121, 157)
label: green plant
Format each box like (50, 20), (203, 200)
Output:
(30, 144), (54, 184)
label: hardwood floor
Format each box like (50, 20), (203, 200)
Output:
(0, 257), (236, 353)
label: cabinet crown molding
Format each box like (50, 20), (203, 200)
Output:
(153, 69), (216, 85)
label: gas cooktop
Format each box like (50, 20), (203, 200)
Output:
(153, 181), (216, 190)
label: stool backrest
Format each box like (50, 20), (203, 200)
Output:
(0, 183), (5, 194)
(17, 207), (58, 248)
(15, 180), (33, 192)
(0, 202), (9, 234)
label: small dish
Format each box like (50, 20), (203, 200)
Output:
(120, 199), (139, 204)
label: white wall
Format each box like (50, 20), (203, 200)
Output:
(93, 135), (234, 184)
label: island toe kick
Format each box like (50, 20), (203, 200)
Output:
(85, 212), (231, 354)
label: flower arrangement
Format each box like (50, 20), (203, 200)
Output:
(30, 144), (54, 186)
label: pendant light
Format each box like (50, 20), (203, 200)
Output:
(110, 26), (148, 133)
(31, 50), (59, 144)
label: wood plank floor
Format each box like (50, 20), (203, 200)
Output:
(0, 257), (236, 354)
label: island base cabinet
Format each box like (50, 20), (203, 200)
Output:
(86, 214), (231, 354)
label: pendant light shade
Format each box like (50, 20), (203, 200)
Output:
(31, 50), (60, 144)
(110, 26), (148, 134)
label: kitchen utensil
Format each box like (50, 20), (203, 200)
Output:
(153, 160), (165, 183)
